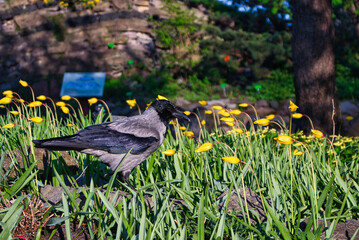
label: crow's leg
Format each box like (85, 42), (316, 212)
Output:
(119, 171), (136, 191)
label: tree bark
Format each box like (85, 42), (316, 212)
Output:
(292, 0), (342, 135)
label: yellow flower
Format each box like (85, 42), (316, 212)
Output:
(184, 111), (191, 116)
(146, 102), (152, 110)
(346, 116), (354, 121)
(43, 0), (49, 4)
(195, 142), (214, 153)
(254, 118), (270, 126)
(234, 128), (244, 134)
(179, 126), (187, 131)
(274, 135), (293, 145)
(0, 97), (12, 105)
(218, 110), (230, 117)
(2, 90), (13, 97)
(222, 156), (240, 164)
(311, 129), (324, 139)
(201, 120), (206, 126)
(162, 149), (176, 156)
(67, 123), (74, 127)
(157, 95), (168, 100)
(19, 80), (28, 87)
(10, 111), (19, 115)
(126, 99), (137, 109)
(88, 98), (98, 106)
(266, 114), (275, 120)
(61, 95), (71, 101)
(27, 101), (42, 107)
(2, 123), (15, 129)
(238, 103), (248, 107)
(294, 142), (302, 147)
(37, 95), (47, 101)
(212, 106), (223, 110)
(61, 106), (70, 114)
(292, 113), (303, 119)
(169, 120), (176, 125)
(18, 99), (25, 103)
(230, 110), (241, 115)
(293, 149), (304, 156)
(220, 117), (235, 123)
(225, 122), (234, 127)
(29, 117), (43, 123)
(288, 100), (298, 112)
(56, 101), (66, 107)
(185, 131), (194, 138)
(199, 100), (207, 106)
(205, 110), (213, 114)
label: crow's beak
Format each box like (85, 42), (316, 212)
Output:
(173, 111), (190, 122)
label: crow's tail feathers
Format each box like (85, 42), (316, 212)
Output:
(33, 135), (85, 151)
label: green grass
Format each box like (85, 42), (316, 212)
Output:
(0, 86), (359, 239)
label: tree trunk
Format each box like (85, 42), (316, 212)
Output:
(292, 0), (342, 135)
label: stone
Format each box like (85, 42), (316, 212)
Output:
(255, 99), (269, 108)
(340, 101), (359, 116)
(347, 117), (359, 137)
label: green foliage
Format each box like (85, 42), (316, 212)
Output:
(336, 64), (359, 100)
(244, 69), (295, 101)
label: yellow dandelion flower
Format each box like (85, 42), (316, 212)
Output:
(238, 103), (248, 107)
(266, 114), (275, 120)
(234, 128), (244, 134)
(195, 142), (214, 153)
(67, 123), (74, 127)
(230, 110), (241, 115)
(293, 149), (304, 156)
(126, 99), (137, 109)
(19, 80), (28, 87)
(56, 101), (66, 107)
(185, 131), (194, 138)
(311, 129), (324, 139)
(218, 110), (230, 117)
(199, 100), (207, 106)
(222, 156), (240, 164)
(61, 95), (71, 101)
(61, 106), (70, 114)
(43, 0), (49, 4)
(18, 99), (25, 103)
(184, 111), (191, 116)
(220, 117), (235, 123)
(179, 126), (187, 131)
(2, 123), (15, 129)
(37, 95), (47, 101)
(294, 142), (302, 147)
(212, 106), (223, 110)
(27, 101), (42, 107)
(10, 111), (19, 115)
(288, 100), (298, 112)
(169, 120), (176, 125)
(254, 118), (270, 126)
(0, 97), (12, 105)
(205, 110), (213, 114)
(29, 117), (43, 123)
(2, 90), (13, 97)
(157, 95), (168, 100)
(162, 149), (176, 156)
(88, 98), (98, 106)
(225, 122), (235, 127)
(292, 113), (303, 119)
(274, 135), (293, 145)
(201, 120), (206, 126)
(346, 116), (354, 121)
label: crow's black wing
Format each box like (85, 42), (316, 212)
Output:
(77, 123), (158, 154)
(33, 123), (158, 155)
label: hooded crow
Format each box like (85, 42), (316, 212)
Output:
(33, 100), (189, 189)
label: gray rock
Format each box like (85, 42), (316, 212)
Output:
(340, 101), (359, 116)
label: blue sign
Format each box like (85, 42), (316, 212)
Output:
(60, 72), (106, 97)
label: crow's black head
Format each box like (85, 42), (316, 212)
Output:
(150, 100), (190, 125)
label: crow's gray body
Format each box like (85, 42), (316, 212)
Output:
(33, 100), (188, 189)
